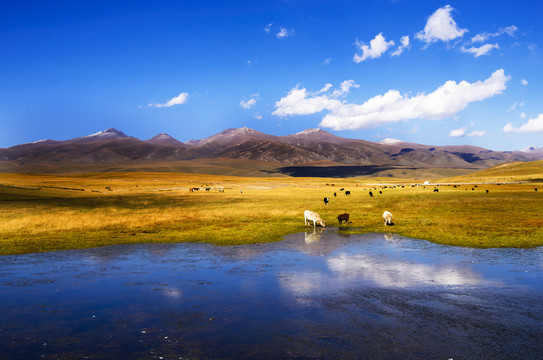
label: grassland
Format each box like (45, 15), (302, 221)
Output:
(1, 162), (542, 255)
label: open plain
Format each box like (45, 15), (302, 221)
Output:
(1, 160), (542, 255)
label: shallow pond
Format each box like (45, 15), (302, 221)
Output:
(1, 230), (542, 359)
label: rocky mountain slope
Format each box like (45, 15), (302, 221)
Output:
(1, 127), (541, 176)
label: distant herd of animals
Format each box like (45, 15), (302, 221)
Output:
(187, 182), (537, 229)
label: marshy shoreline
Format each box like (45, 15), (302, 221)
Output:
(1, 171), (542, 255)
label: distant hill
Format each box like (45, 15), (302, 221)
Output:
(445, 160), (543, 183)
(1, 127), (542, 177)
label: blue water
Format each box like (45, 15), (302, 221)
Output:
(1, 230), (542, 359)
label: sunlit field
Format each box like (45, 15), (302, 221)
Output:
(1, 169), (542, 255)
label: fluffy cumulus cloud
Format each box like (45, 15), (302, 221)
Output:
(353, 33), (395, 63)
(273, 69), (509, 131)
(415, 5), (468, 44)
(521, 79), (528, 86)
(240, 94), (259, 109)
(149, 92), (189, 108)
(391, 35), (410, 57)
(461, 43), (499, 57)
(503, 114), (543, 133)
(449, 127), (467, 137)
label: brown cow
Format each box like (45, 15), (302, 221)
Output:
(337, 213), (349, 225)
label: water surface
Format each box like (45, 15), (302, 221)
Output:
(1, 230), (542, 359)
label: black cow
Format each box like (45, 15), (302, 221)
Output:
(369, 191), (373, 197)
(323, 197), (330, 205)
(434, 189), (439, 192)
(334, 192), (337, 197)
(345, 191), (351, 195)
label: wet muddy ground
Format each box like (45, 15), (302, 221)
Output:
(1, 230), (542, 359)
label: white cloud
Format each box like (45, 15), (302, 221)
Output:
(415, 5), (468, 44)
(450, 126), (485, 138)
(508, 101), (525, 112)
(277, 27), (293, 38)
(460, 43), (499, 57)
(273, 69), (510, 131)
(254, 114), (263, 120)
(149, 92), (189, 108)
(332, 80), (360, 97)
(240, 98), (256, 109)
(468, 130), (485, 137)
(322, 58), (332, 65)
(471, 25), (518, 43)
(521, 112), (526, 119)
(503, 114), (543, 133)
(391, 35), (410, 56)
(353, 33), (395, 63)
(449, 127), (467, 137)
(521, 79), (528, 86)
(264, 23), (273, 34)
(240, 94), (259, 109)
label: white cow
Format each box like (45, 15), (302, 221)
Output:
(304, 210), (325, 228)
(383, 211), (393, 226)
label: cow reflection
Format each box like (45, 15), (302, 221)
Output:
(304, 227), (324, 244)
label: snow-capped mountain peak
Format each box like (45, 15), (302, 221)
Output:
(521, 145), (542, 153)
(379, 138), (404, 145)
(295, 128), (323, 135)
(83, 128), (128, 140)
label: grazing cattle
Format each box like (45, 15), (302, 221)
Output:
(434, 189), (439, 192)
(334, 192), (337, 197)
(383, 211), (393, 226)
(190, 187), (199, 192)
(323, 197), (330, 205)
(218, 187), (224, 192)
(337, 213), (349, 225)
(379, 191), (382, 194)
(369, 191), (373, 197)
(486, 189), (489, 193)
(536, 188), (538, 192)
(345, 191), (351, 196)
(206, 188), (211, 191)
(304, 210), (325, 228)
(340, 188), (345, 191)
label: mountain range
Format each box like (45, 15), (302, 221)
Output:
(1, 127), (541, 178)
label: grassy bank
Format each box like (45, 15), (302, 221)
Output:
(1, 172), (542, 255)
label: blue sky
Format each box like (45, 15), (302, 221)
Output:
(1, 0), (541, 150)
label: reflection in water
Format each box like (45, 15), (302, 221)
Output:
(0, 232), (542, 359)
(304, 227), (324, 243)
(326, 253), (485, 288)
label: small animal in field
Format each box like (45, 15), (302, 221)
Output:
(334, 192), (337, 197)
(340, 188), (345, 191)
(383, 211), (393, 226)
(369, 191), (373, 197)
(337, 213), (349, 225)
(434, 188), (439, 192)
(304, 210), (325, 228)
(323, 197), (329, 205)
(486, 189), (489, 193)
(379, 191), (382, 194)
(345, 191), (351, 196)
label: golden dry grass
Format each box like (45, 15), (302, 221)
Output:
(1, 170), (542, 255)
